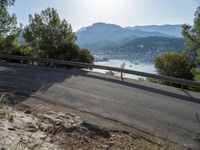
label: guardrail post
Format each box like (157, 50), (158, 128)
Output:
(120, 63), (126, 82)
(121, 71), (124, 81)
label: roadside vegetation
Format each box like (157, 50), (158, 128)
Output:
(0, 0), (93, 64)
(151, 6), (200, 90)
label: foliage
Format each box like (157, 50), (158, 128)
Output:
(0, 0), (23, 57)
(23, 8), (77, 58)
(0, 0), (15, 7)
(192, 68), (200, 80)
(154, 52), (194, 86)
(23, 7), (93, 63)
(0, 0), (19, 38)
(147, 77), (162, 84)
(182, 6), (200, 62)
(181, 6), (200, 81)
(78, 48), (94, 63)
(192, 53), (200, 80)
(154, 52), (194, 79)
(153, 6), (200, 88)
(42, 43), (94, 66)
(51, 43), (80, 61)
(0, 6), (93, 65)
(0, 34), (31, 57)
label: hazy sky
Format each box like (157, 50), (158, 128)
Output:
(9, 0), (199, 31)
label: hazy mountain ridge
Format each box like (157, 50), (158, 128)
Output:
(91, 36), (184, 62)
(76, 23), (182, 51)
(119, 36), (184, 52)
(126, 24), (182, 37)
(76, 23), (135, 46)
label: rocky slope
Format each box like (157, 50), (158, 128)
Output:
(0, 92), (167, 150)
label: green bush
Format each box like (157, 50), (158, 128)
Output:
(154, 52), (195, 87)
(78, 48), (94, 63)
(56, 43), (80, 61)
(192, 67), (200, 81)
(22, 7), (93, 64)
(0, 6), (94, 66)
(0, 36), (33, 63)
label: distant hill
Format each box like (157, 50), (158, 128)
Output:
(118, 36), (185, 52)
(126, 25), (182, 37)
(90, 36), (185, 62)
(76, 23), (171, 50)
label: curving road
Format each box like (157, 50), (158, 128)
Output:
(0, 63), (200, 149)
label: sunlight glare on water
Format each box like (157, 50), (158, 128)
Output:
(92, 60), (156, 80)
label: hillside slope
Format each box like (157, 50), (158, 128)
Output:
(76, 23), (171, 50)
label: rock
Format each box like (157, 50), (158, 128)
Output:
(102, 144), (109, 148)
(69, 113), (76, 117)
(24, 109), (32, 114)
(81, 122), (111, 138)
(40, 111), (83, 134)
(26, 123), (37, 132)
(62, 126), (78, 133)
(83, 136), (90, 142)
(57, 112), (66, 118)
(8, 127), (16, 131)
(47, 111), (55, 115)
(39, 122), (53, 132)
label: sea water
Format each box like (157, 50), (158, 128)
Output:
(92, 59), (156, 80)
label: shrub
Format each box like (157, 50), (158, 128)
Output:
(154, 52), (195, 87)
(23, 7), (93, 64)
(78, 48), (94, 63)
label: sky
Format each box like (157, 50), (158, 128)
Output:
(9, 0), (199, 31)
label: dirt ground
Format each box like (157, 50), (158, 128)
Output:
(0, 92), (179, 150)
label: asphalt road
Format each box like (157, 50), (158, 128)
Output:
(0, 63), (200, 149)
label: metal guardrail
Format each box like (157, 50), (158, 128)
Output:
(0, 54), (200, 88)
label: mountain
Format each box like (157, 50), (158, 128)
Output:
(76, 23), (134, 50)
(126, 25), (182, 37)
(118, 36), (184, 52)
(91, 36), (185, 62)
(76, 23), (171, 51)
